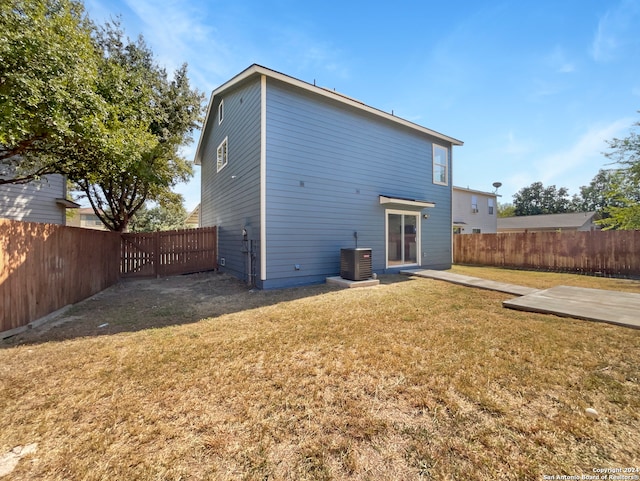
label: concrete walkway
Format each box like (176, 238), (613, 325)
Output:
(400, 269), (540, 296)
(401, 269), (640, 329)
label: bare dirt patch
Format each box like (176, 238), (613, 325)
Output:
(4, 271), (333, 345)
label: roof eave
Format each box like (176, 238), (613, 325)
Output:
(194, 64), (464, 164)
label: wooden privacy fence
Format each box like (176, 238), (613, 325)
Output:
(121, 226), (218, 278)
(1, 219), (120, 335)
(454, 230), (640, 277)
(1, 222), (217, 336)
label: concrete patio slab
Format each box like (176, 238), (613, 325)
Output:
(503, 285), (640, 329)
(401, 269), (539, 296)
(401, 269), (640, 329)
(326, 276), (380, 288)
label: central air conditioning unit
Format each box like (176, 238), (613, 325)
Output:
(340, 248), (372, 281)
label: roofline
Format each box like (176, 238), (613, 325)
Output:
(453, 186), (499, 197)
(195, 64), (463, 165)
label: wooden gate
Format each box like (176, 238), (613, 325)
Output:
(120, 226), (217, 278)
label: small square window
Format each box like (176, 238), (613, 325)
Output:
(217, 137), (228, 172)
(433, 144), (448, 186)
(218, 99), (224, 124)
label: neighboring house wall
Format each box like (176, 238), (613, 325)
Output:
(185, 204), (200, 228)
(452, 187), (497, 234)
(198, 65), (462, 289)
(66, 208), (109, 230)
(0, 174), (70, 225)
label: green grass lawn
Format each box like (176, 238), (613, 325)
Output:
(1, 268), (639, 480)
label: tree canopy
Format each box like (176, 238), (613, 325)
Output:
(128, 199), (188, 233)
(72, 23), (204, 231)
(0, 0), (102, 184)
(512, 182), (575, 216)
(597, 115), (640, 230)
(1, 1), (205, 231)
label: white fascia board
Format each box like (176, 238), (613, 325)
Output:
(194, 64), (463, 165)
(255, 65), (464, 146)
(194, 89), (216, 165)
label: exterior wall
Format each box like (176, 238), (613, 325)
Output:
(200, 78), (262, 284)
(262, 78), (453, 289)
(67, 208), (108, 230)
(0, 174), (67, 225)
(452, 187), (497, 234)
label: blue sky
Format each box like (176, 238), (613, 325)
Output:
(85, 0), (640, 211)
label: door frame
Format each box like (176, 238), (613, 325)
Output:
(384, 209), (421, 268)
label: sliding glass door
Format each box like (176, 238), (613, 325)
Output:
(387, 211), (419, 267)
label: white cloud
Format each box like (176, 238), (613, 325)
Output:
(502, 131), (535, 157)
(116, 0), (234, 93)
(536, 119), (632, 188)
(591, 0), (640, 62)
(546, 46), (575, 74)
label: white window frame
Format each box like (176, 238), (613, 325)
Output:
(433, 144), (448, 186)
(471, 195), (479, 213)
(216, 137), (228, 172)
(218, 99), (224, 124)
(488, 198), (495, 215)
(385, 209), (421, 268)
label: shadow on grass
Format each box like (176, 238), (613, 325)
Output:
(1, 271), (416, 347)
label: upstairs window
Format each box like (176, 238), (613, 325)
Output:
(433, 144), (448, 185)
(218, 99), (224, 124)
(471, 195), (478, 213)
(217, 137), (228, 172)
(488, 198), (495, 215)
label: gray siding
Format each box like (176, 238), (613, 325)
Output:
(200, 79), (262, 283)
(263, 79), (452, 288)
(0, 174), (67, 224)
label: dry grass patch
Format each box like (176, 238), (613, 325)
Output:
(450, 264), (640, 292)
(1, 272), (639, 480)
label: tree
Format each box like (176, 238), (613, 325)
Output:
(497, 202), (515, 217)
(512, 182), (575, 216)
(0, 0), (102, 184)
(572, 169), (631, 213)
(72, 23), (205, 231)
(597, 114), (640, 230)
(128, 198), (188, 232)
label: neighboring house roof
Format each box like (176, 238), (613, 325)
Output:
(194, 64), (463, 165)
(452, 186), (499, 197)
(498, 212), (599, 231)
(186, 204), (200, 226)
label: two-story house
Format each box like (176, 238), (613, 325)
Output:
(194, 65), (463, 289)
(452, 186), (498, 234)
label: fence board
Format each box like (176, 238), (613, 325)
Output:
(0, 219), (121, 334)
(1, 222), (218, 336)
(454, 230), (640, 277)
(120, 227), (217, 278)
